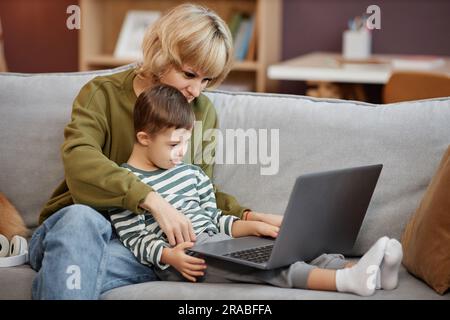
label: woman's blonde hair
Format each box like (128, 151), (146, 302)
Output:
(136, 3), (234, 88)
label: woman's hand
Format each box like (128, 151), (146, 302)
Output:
(141, 191), (196, 246)
(245, 211), (283, 228)
(161, 243), (207, 282)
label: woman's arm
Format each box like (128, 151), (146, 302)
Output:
(140, 191), (196, 246)
(62, 80), (152, 213)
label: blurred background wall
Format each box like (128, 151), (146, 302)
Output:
(1, 0), (449, 78)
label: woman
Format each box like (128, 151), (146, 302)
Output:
(29, 4), (281, 299)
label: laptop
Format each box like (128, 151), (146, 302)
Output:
(189, 164), (383, 270)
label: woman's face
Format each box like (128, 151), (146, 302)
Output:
(160, 65), (212, 103)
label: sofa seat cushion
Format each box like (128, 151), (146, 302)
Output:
(2, 263), (448, 300)
(100, 264), (448, 300)
(0, 265), (35, 299)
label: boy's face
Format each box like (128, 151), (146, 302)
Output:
(142, 127), (192, 170)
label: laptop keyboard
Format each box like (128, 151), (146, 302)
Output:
(223, 244), (274, 264)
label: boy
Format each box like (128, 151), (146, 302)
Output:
(110, 84), (403, 296)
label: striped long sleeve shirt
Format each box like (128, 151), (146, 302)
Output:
(110, 163), (239, 270)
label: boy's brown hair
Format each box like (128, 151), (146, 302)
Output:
(134, 84), (195, 137)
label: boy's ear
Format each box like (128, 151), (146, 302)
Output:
(136, 131), (151, 146)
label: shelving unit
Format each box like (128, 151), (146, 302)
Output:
(79, 0), (281, 92)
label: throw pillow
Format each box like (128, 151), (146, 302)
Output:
(401, 146), (450, 295)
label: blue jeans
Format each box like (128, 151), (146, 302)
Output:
(29, 204), (159, 299)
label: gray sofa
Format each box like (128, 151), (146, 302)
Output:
(1, 65), (449, 300)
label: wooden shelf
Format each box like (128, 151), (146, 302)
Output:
(85, 54), (135, 68)
(85, 54), (260, 72)
(233, 60), (260, 71)
(79, 0), (281, 92)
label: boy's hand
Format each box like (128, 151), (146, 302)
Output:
(141, 191), (196, 246)
(252, 221), (279, 238)
(161, 243), (207, 282)
(245, 211), (283, 228)
(232, 220), (279, 238)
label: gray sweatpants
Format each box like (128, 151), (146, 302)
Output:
(155, 232), (348, 289)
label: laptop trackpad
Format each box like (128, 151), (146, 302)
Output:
(191, 236), (275, 256)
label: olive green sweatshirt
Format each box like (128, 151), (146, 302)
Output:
(39, 68), (248, 224)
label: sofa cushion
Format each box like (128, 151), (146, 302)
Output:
(401, 145), (450, 295)
(205, 91), (450, 255)
(1, 262), (449, 300)
(0, 65), (134, 229)
(0, 265), (34, 299)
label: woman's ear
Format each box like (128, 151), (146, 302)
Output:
(136, 131), (151, 146)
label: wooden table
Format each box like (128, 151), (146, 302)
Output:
(268, 52), (450, 84)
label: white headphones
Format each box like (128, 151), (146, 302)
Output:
(0, 234), (28, 267)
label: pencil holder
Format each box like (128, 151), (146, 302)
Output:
(342, 29), (371, 60)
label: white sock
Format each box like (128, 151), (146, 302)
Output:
(336, 236), (388, 296)
(378, 238), (403, 290)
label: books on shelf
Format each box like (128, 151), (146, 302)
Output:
(228, 12), (256, 61)
(391, 55), (445, 71)
(245, 13), (257, 61)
